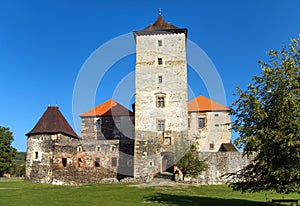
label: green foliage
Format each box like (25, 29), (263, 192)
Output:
(177, 144), (208, 179)
(0, 126), (16, 176)
(229, 33), (300, 194)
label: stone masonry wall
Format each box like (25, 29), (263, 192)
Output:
(197, 152), (255, 184)
(134, 32), (188, 178)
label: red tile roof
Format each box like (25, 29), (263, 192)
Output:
(80, 99), (134, 117)
(26, 106), (79, 139)
(188, 95), (231, 112)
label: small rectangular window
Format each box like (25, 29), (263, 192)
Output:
(158, 75), (163, 83)
(158, 58), (163, 65)
(158, 40), (162, 47)
(157, 120), (165, 131)
(111, 157), (117, 167)
(210, 143), (214, 150)
(164, 137), (171, 145)
(96, 118), (101, 130)
(115, 118), (120, 129)
(95, 157), (100, 167)
(62, 158), (67, 167)
(96, 146), (101, 152)
(35, 152), (38, 159)
(198, 117), (205, 128)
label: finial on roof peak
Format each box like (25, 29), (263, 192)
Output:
(158, 8), (162, 16)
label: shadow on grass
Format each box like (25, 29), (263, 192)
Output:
(145, 193), (264, 206)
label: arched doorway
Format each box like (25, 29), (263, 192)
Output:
(161, 152), (174, 173)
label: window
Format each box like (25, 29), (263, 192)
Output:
(198, 117), (206, 128)
(114, 118), (120, 129)
(158, 40), (162, 47)
(111, 145), (117, 152)
(158, 58), (163, 65)
(214, 113), (219, 117)
(62, 158), (67, 167)
(158, 75), (163, 83)
(35, 152), (38, 159)
(164, 137), (171, 145)
(210, 143), (214, 150)
(156, 96), (165, 108)
(188, 117), (190, 128)
(95, 157), (100, 167)
(149, 161), (154, 166)
(215, 124), (220, 127)
(96, 118), (101, 130)
(78, 158), (83, 167)
(48, 170), (52, 175)
(111, 157), (117, 167)
(77, 146), (82, 152)
(96, 146), (101, 152)
(157, 120), (165, 131)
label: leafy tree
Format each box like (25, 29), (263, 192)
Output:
(0, 126), (16, 176)
(228, 34), (300, 194)
(176, 144), (207, 180)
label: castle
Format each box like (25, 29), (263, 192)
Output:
(25, 14), (238, 184)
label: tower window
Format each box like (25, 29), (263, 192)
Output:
(158, 75), (163, 83)
(95, 157), (100, 167)
(35, 152), (38, 159)
(96, 146), (101, 152)
(156, 96), (165, 108)
(198, 117), (206, 128)
(157, 120), (165, 131)
(158, 40), (162, 47)
(158, 58), (163, 65)
(62, 158), (67, 167)
(210, 143), (215, 150)
(164, 137), (171, 145)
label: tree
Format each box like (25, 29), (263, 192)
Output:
(176, 144), (207, 180)
(0, 126), (16, 176)
(228, 34), (300, 194)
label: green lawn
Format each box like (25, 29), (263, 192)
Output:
(0, 181), (299, 206)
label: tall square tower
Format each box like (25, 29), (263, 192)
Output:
(133, 14), (188, 178)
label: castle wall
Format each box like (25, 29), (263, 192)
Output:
(197, 152), (255, 184)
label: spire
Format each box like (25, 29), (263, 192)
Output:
(158, 8), (162, 16)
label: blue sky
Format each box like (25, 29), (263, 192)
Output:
(0, 0), (299, 152)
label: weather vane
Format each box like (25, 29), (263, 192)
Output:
(159, 8), (162, 16)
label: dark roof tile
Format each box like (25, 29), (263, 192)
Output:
(26, 106), (79, 139)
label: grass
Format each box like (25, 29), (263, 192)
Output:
(0, 181), (299, 206)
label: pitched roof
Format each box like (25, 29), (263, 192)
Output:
(143, 15), (179, 31)
(134, 15), (187, 36)
(80, 99), (134, 117)
(218, 143), (238, 152)
(26, 106), (79, 139)
(188, 95), (231, 112)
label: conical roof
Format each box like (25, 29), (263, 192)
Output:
(143, 15), (179, 31)
(26, 106), (79, 139)
(134, 14), (187, 36)
(80, 99), (134, 117)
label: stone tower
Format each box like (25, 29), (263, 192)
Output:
(133, 14), (188, 178)
(26, 106), (79, 183)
